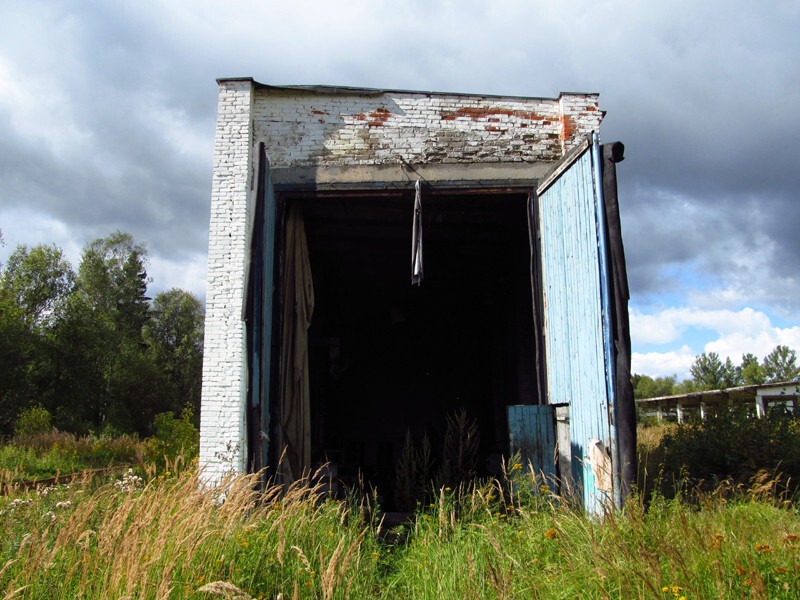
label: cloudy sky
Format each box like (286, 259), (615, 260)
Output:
(1, 0), (798, 380)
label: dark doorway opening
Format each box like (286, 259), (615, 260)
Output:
(298, 190), (538, 508)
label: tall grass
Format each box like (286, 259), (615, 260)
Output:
(1, 462), (799, 599)
(0, 431), (146, 482)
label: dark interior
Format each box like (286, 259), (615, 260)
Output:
(300, 190), (538, 507)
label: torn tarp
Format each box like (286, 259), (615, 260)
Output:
(411, 179), (423, 285)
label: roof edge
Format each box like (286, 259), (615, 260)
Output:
(215, 77), (599, 101)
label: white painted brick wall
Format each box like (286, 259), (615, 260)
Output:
(200, 79), (254, 484)
(252, 88), (601, 168)
(200, 81), (604, 482)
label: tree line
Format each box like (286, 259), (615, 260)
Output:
(633, 345), (800, 400)
(0, 230), (204, 436)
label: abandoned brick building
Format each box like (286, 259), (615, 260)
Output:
(199, 78), (634, 512)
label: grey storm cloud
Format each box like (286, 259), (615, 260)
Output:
(1, 0), (799, 313)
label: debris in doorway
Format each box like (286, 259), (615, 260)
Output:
(411, 179), (423, 285)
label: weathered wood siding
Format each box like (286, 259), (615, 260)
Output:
(538, 144), (612, 513)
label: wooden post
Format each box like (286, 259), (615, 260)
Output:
(656, 402), (664, 423)
(699, 402), (706, 421)
(677, 401), (684, 424)
(755, 394), (766, 419)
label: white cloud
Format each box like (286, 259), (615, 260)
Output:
(631, 305), (800, 378)
(632, 345), (695, 380)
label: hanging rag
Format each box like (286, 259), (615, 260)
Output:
(411, 179), (423, 285)
(277, 203), (314, 485)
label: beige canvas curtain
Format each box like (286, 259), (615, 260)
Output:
(278, 203), (314, 483)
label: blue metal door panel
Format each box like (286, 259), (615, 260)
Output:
(537, 138), (614, 513)
(507, 405), (556, 485)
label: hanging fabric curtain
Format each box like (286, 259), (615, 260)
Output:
(278, 202), (315, 484)
(411, 179), (423, 285)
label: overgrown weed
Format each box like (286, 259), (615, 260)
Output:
(1, 461), (799, 598)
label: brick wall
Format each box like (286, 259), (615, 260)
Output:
(199, 80), (254, 484)
(252, 87), (601, 169)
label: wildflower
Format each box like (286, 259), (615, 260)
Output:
(543, 529), (557, 540)
(444, 487), (451, 492)
(114, 469), (143, 492)
(785, 533), (800, 543)
(755, 544), (772, 553)
(43, 511), (56, 522)
(511, 463), (522, 472)
(539, 484), (550, 494)
(55, 501), (72, 510)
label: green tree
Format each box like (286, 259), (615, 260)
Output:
(690, 352), (725, 391)
(633, 374), (676, 399)
(1, 244), (74, 326)
(762, 345), (800, 383)
(54, 232), (154, 433)
(740, 353), (765, 385)
(0, 243), (75, 432)
(674, 378), (697, 394)
(0, 288), (36, 432)
(144, 289), (204, 418)
(720, 356), (741, 388)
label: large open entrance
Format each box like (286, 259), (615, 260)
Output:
(293, 189), (539, 508)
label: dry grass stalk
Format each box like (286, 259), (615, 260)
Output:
(197, 580), (255, 599)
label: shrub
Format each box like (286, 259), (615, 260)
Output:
(13, 405), (52, 437)
(147, 407), (199, 467)
(658, 404), (800, 492)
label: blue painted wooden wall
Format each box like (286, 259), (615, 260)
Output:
(538, 140), (614, 513)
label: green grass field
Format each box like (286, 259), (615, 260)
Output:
(1, 458), (799, 599)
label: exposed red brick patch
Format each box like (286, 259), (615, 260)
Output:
(368, 108), (391, 123)
(367, 121), (384, 127)
(440, 107), (547, 121)
(312, 109), (328, 115)
(353, 113), (366, 120)
(318, 119), (326, 124)
(586, 106), (597, 111)
(560, 114), (576, 142)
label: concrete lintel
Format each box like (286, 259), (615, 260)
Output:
(270, 162), (551, 187)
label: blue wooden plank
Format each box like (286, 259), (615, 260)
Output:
(507, 405), (556, 484)
(538, 143), (613, 513)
